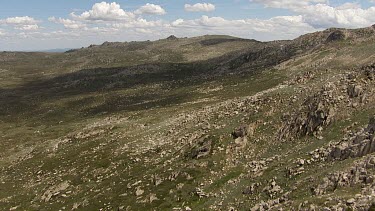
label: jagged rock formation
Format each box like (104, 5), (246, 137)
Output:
(313, 155), (375, 196)
(329, 116), (375, 161)
(326, 30), (346, 42)
(363, 64), (375, 80)
(347, 84), (364, 98)
(278, 84), (337, 140)
(187, 136), (213, 159)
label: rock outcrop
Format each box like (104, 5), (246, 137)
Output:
(347, 84), (363, 98)
(187, 136), (213, 159)
(326, 30), (346, 42)
(313, 155), (375, 196)
(231, 125), (249, 139)
(279, 84), (337, 140)
(329, 116), (375, 161)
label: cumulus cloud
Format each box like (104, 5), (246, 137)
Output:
(31, 1), (318, 43)
(0, 16), (38, 25)
(49, 2), (167, 36)
(336, 2), (361, 10)
(49, 17), (86, 29)
(135, 3), (166, 15)
(71, 2), (135, 21)
(0, 16), (40, 31)
(169, 15), (317, 40)
(184, 3), (216, 12)
(251, 0), (375, 28)
(295, 4), (375, 28)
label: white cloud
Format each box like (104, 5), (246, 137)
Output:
(0, 16), (39, 25)
(49, 17), (86, 29)
(336, 2), (361, 10)
(0, 16), (40, 31)
(49, 2), (166, 35)
(135, 28), (153, 34)
(169, 15), (317, 40)
(71, 2), (135, 21)
(184, 3), (216, 12)
(251, 0), (375, 28)
(296, 4), (375, 28)
(15, 24), (39, 31)
(112, 18), (164, 28)
(250, 0), (327, 9)
(171, 19), (184, 26)
(135, 3), (166, 15)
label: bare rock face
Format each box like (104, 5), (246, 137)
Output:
(231, 125), (248, 139)
(313, 155), (375, 196)
(166, 35), (178, 40)
(363, 63), (375, 80)
(347, 84), (363, 98)
(329, 116), (375, 161)
(326, 30), (346, 42)
(367, 116), (375, 134)
(41, 181), (70, 202)
(279, 84), (337, 141)
(187, 136), (213, 159)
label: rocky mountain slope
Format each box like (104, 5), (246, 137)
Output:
(1, 25), (375, 210)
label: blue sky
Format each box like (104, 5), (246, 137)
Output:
(0, 1), (287, 20)
(1, 0), (375, 51)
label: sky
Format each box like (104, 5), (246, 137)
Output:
(0, 0), (375, 51)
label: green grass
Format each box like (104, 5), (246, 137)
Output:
(2, 29), (375, 210)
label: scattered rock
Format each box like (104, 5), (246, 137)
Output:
(41, 181), (70, 202)
(195, 188), (209, 198)
(243, 183), (261, 195)
(149, 193), (158, 203)
(135, 187), (144, 196)
(347, 198), (355, 205)
(263, 179), (283, 198)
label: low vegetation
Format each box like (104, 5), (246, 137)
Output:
(1, 26), (375, 210)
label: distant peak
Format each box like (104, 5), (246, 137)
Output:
(166, 35), (178, 40)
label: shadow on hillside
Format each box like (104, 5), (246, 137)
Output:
(0, 59), (225, 121)
(0, 42), (297, 122)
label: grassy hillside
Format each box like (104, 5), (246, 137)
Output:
(1, 27), (375, 210)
